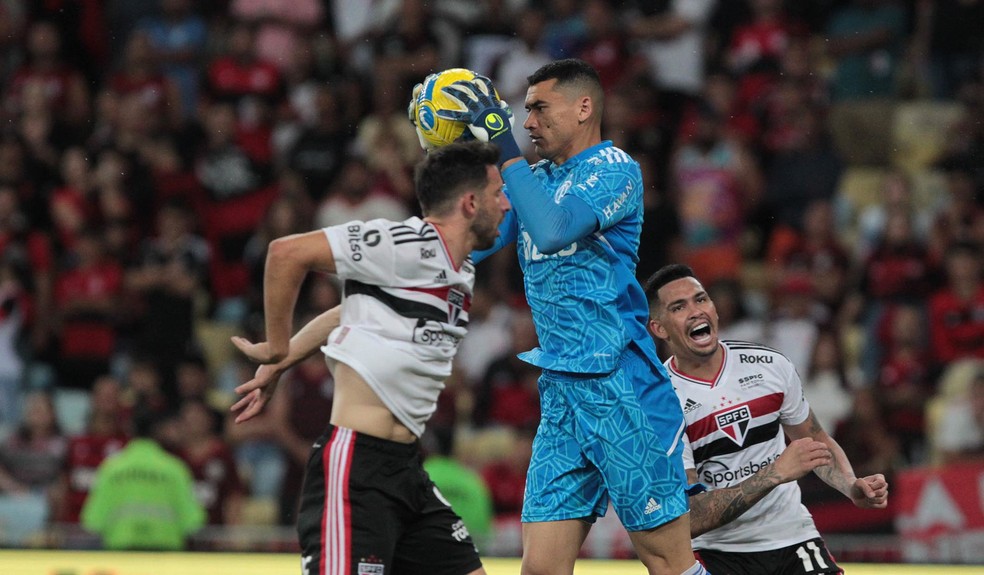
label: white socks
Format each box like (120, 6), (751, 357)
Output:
(681, 561), (710, 575)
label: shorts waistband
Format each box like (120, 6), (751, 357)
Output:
(325, 424), (421, 457)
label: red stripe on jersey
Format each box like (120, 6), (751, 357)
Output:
(404, 286), (473, 312)
(686, 392), (785, 442)
(431, 223), (460, 271)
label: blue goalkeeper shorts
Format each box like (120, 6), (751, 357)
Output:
(522, 343), (689, 531)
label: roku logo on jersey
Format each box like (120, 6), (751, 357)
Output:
(739, 353), (773, 364)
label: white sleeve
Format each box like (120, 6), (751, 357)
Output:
(682, 431), (696, 470)
(780, 358), (812, 426)
(322, 219), (396, 285)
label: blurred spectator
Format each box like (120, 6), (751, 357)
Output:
(81, 409), (205, 550)
(205, 21), (284, 166)
(670, 101), (763, 284)
(175, 352), (215, 405)
(848, 208), (936, 380)
(705, 278), (765, 345)
(833, 387), (902, 478)
(481, 425), (534, 519)
(60, 375), (129, 524)
(0, 0), (26, 84)
(177, 399), (244, 525)
(108, 31), (184, 134)
(912, 0), (984, 100)
(422, 427), (493, 549)
(242, 194), (312, 321)
(0, 184), (55, 364)
(124, 200), (210, 387)
(454, 282), (514, 389)
(825, 0), (907, 101)
(628, 0), (716, 137)
(726, 0), (800, 76)
(0, 256), (27, 431)
(933, 370), (984, 464)
(229, 0), (324, 72)
(137, 0), (208, 120)
(48, 147), (94, 254)
(542, 0), (587, 59)
(635, 152), (684, 282)
(52, 229), (124, 390)
(762, 104), (843, 233)
(490, 5), (552, 158)
(766, 200), (851, 322)
(928, 241), (984, 367)
(371, 0), (443, 84)
(5, 20), (90, 130)
(123, 357), (170, 418)
(576, 0), (636, 93)
(472, 309), (540, 430)
(0, 390), (66, 492)
(877, 303), (934, 463)
(0, 390), (67, 538)
(284, 85), (351, 201)
(928, 158), (984, 262)
(353, 74), (421, 202)
(314, 155), (410, 230)
(802, 329), (858, 434)
(854, 171), (934, 261)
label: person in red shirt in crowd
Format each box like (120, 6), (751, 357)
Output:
(108, 31), (184, 133)
(0, 184), (55, 360)
(178, 399), (244, 526)
(205, 20), (284, 166)
(481, 425), (534, 519)
(53, 229), (124, 390)
(876, 303), (935, 463)
(4, 20), (89, 129)
(472, 309), (541, 430)
(929, 241), (984, 366)
(60, 375), (130, 523)
(576, 0), (638, 93)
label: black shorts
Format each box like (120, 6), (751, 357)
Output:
(696, 537), (843, 575)
(297, 425), (482, 575)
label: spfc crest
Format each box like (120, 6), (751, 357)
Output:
(715, 404), (751, 445)
(447, 288), (465, 324)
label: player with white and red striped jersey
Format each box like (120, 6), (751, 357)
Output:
(645, 264), (889, 575)
(228, 142), (510, 575)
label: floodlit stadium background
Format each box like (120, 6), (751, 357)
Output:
(2, 551), (982, 575)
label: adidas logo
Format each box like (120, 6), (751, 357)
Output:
(434, 270), (448, 284)
(684, 398), (702, 414)
(644, 497), (661, 515)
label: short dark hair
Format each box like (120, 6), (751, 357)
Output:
(414, 141), (499, 215)
(527, 58), (604, 106)
(644, 264), (697, 308)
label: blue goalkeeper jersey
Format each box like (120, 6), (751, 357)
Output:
(509, 141), (659, 374)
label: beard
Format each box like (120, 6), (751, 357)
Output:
(471, 205), (500, 251)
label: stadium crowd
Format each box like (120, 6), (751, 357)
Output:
(0, 0), (980, 555)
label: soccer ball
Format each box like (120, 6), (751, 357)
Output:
(412, 68), (481, 148)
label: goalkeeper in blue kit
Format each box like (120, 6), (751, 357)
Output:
(431, 59), (708, 575)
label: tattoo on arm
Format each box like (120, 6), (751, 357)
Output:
(806, 412), (853, 495)
(689, 464), (782, 537)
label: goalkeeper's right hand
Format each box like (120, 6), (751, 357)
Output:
(438, 75), (521, 166)
(408, 80), (435, 151)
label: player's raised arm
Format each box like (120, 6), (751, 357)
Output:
(262, 230), (336, 363)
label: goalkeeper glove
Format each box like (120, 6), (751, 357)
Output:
(438, 75), (521, 166)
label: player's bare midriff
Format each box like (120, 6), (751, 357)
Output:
(328, 361), (417, 444)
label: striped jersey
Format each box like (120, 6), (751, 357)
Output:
(666, 340), (821, 551)
(322, 217), (474, 437)
(514, 140), (661, 374)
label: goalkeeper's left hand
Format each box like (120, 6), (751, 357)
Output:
(438, 75), (521, 165)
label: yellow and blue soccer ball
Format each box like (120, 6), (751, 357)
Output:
(412, 68), (482, 148)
